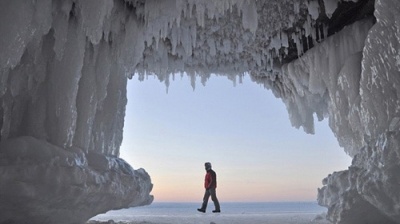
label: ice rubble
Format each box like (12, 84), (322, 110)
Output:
(0, 0), (399, 223)
(0, 136), (153, 224)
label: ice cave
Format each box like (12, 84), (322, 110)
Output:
(0, 0), (399, 223)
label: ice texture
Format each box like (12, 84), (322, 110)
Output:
(1, 0), (152, 222)
(0, 136), (153, 224)
(0, 0), (399, 223)
(279, 18), (374, 155)
(318, 0), (400, 223)
(318, 131), (400, 224)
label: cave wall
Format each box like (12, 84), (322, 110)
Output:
(318, 0), (400, 223)
(265, 0), (400, 223)
(0, 1), (153, 223)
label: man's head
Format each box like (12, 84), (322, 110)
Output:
(205, 162), (212, 171)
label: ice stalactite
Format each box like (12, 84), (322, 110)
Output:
(261, 0), (400, 222)
(279, 18), (374, 155)
(0, 0), (133, 155)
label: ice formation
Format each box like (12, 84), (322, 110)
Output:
(0, 0), (399, 223)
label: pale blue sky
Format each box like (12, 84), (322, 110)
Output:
(120, 74), (352, 202)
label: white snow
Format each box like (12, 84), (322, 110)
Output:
(90, 202), (330, 224)
(91, 213), (329, 224)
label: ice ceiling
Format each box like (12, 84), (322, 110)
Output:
(0, 0), (400, 224)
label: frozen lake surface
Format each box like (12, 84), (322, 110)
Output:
(90, 202), (330, 224)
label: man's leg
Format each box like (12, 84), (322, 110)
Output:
(198, 190), (211, 212)
(209, 188), (220, 212)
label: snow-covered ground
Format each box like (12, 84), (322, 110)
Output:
(88, 213), (330, 224)
(89, 202), (330, 224)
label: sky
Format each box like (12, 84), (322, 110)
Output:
(120, 74), (352, 203)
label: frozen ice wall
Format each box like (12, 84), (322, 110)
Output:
(0, 0), (399, 223)
(318, 0), (400, 223)
(278, 18), (374, 157)
(0, 0), (153, 223)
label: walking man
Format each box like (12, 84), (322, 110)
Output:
(197, 162), (221, 213)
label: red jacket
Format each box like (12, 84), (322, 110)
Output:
(204, 169), (217, 189)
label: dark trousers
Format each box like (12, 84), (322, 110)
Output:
(201, 188), (220, 211)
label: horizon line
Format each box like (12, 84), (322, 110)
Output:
(147, 200), (320, 204)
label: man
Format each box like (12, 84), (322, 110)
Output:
(197, 162), (221, 213)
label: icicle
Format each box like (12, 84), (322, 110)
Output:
(311, 24), (317, 43)
(195, 2), (205, 27)
(295, 31), (303, 56)
(281, 31), (289, 48)
(207, 37), (217, 56)
(171, 24), (178, 55)
(78, 0), (114, 45)
(304, 16), (312, 37)
(307, 0), (320, 20)
(190, 24), (197, 49)
(222, 39), (231, 54)
(293, 1), (300, 14)
(323, 0), (339, 18)
(323, 23), (328, 39)
(241, 1), (258, 34)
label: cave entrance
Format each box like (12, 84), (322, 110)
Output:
(120, 74), (351, 202)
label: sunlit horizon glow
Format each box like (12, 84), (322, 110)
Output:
(120, 74), (352, 203)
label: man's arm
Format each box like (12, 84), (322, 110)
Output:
(206, 173), (213, 189)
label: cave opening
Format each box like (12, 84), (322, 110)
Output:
(119, 74), (352, 203)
